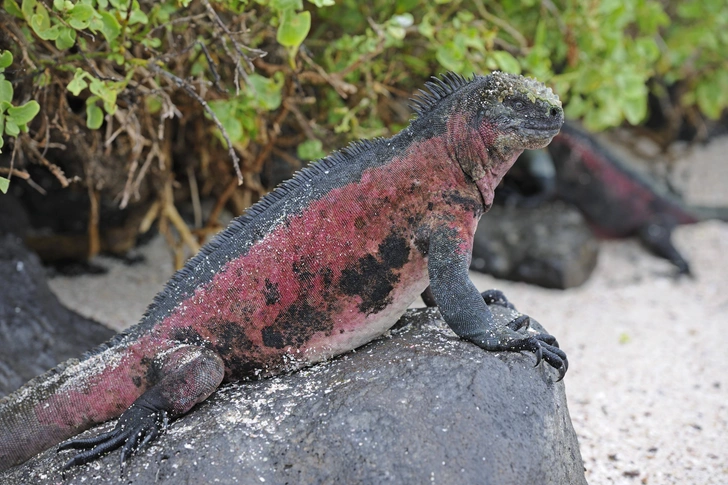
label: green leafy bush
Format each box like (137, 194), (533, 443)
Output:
(1, 50), (40, 192)
(0, 0), (725, 200)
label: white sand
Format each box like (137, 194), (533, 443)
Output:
(471, 221), (728, 484)
(49, 136), (728, 484)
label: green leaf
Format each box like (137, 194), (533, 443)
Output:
(491, 50), (521, 74)
(696, 80), (723, 119)
(224, 117), (244, 144)
(87, 77), (104, 96)
(308, 0), (334, 6)
(209, 100), (246, 144)
(0, 51), (12, 69)
(277, 9), (310, 48)
(29, 4), (52, 38)
(55, 26), (76, 50)
(67, 3), (94, 29)
(141, 37), (162, 49)
(3, 0), (24, 19)
(247, 72), (284, 111)
(97, 11), (121, 43)
(0, 176), (9, 194)
(387, 14), (413, 41)
(271, 0), (303, 10)
(436, 42), (464, 72)
(564, 94), (587, 119)
(86, 99), (104, 129)
(297, 139), (326, 161)
(417, 15), (434, 39)
(87, 78), (119, 114)
(129, 0), (148, 25)
(145, 95), (162, 114)
(5, 118), (19, 136)
(21, 0), (36, 20)
(621, 97), (646, 125)
(0, 79), (13, 103)
(7, 100), (40, 125)
(67, 69), (89, 96)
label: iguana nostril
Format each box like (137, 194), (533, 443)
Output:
(550, 107), (561, 117)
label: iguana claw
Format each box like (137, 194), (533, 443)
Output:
(529, 334), (568, 381)
(58, 403), (168, 470)
(503, 333), (567, 381)
(507, 314), (530, 332)
(533, 345), (543, 367)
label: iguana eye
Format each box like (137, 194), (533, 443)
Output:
(514, 101), (524, 110)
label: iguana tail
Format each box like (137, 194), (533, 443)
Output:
(686, 205), (728, 223)
(0, 347), (145, 471)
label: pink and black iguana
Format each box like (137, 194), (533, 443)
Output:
(547, 122), (728, 275)
(0, 72), (566, 472)
(495, 122), (728, 276)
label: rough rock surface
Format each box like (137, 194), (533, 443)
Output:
(0, 235), (114, 396)
(2, 307), (585, 485)
(471, 201), (599, 289)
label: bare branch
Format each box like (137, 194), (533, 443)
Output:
(21, 136), (71, 187)
(0, 167), (30, 179)
(147, 62), (243, 184)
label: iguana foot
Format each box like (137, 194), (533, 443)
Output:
(480, 305), (568, 380)
(508, 333), (568, 381)
(638, 219), (692, 276)
(58, 402), (168, 470)
(480, 289), (516, 310)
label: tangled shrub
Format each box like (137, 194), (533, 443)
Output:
(0, 0), (724, 252)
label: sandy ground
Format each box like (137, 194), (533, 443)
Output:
(49, 137), (728, 484)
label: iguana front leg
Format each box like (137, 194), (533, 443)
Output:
(427, 226), (567, 380)
(422, 286), (516, 311)
(58, 345), (225, 469)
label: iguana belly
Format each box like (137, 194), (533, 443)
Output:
(299, 256), (430, 364)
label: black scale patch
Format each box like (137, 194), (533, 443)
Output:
(338, 233), (411, 314)
(261, 301), (333, 349)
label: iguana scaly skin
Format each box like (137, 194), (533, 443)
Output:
(0, 72), (565, 472)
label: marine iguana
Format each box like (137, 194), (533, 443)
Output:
(546, 122), (728, 275)
(0, 71), (566, 472)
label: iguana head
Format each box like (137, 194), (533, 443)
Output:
(471, 71), (563, 149)
(411, 71), (563, 207)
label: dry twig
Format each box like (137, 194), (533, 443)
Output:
(147, 62), (244, 184)
(0, 167), (30, 179)
(21, 136), (70, 187)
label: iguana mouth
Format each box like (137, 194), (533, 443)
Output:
(517, 122), (563, 149)
(521, 125), (561, 137)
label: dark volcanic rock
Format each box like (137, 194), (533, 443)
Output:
(471, 201), (599, 289)
(3, 307), (586, 485)
(0, 234), (115, 396)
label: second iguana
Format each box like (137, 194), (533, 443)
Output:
(0, 71), (566, 473)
